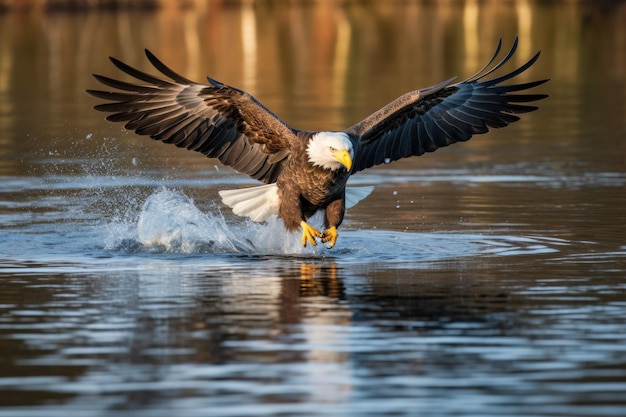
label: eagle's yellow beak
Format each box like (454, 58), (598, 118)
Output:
(333, 149), (353, 172)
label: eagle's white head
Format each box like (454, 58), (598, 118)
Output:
(306, 132), (354, 172)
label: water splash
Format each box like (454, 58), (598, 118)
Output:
(109, 188), (322, 256)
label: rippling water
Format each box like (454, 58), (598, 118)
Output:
(1, 1), (626, 416)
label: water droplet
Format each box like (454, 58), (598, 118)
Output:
(384, 158), (391, 164)
(392, 191), (398, 196)
(85, 133), (93, 140)
(132, 158), (139, 166)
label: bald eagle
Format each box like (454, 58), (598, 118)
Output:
(86, 37), (548, 249)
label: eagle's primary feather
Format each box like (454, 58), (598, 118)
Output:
(86, 36), (548, 248)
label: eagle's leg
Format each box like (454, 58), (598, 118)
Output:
(320, 199), (344, 249)
(321, 226), (338, 249)
(300, 221), (321, 247)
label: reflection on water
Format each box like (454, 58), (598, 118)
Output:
(2, 252), (626, 416)
(1, 1), (626, 416)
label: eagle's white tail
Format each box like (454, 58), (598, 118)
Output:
(345, 186), (375, 209)
(219, 184), (280, 222)
(219, 184), (375, 222)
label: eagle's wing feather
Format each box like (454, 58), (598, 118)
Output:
(86, 49), (297, 183)
(346, 37), (549, 174)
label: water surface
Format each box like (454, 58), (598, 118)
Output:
(1, 1), (626, 416)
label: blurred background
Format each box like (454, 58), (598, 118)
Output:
(1, 0), (624, 175)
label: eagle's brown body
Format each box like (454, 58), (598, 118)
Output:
(276, 131), (350, 232)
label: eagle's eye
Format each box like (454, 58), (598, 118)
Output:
(329, 146), (336, 152)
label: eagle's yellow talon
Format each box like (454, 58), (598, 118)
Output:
(300, 221), (321, 247)
(321, 226), (338, 248)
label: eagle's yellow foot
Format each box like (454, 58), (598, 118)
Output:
(321, 226), (338, 249)
(300, 221), (321, 247)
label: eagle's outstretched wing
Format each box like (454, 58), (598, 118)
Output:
(346, 37), (549, 173)
(86, 50), (297, 183)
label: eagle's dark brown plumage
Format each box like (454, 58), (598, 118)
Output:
(86, 37), (548, 248)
